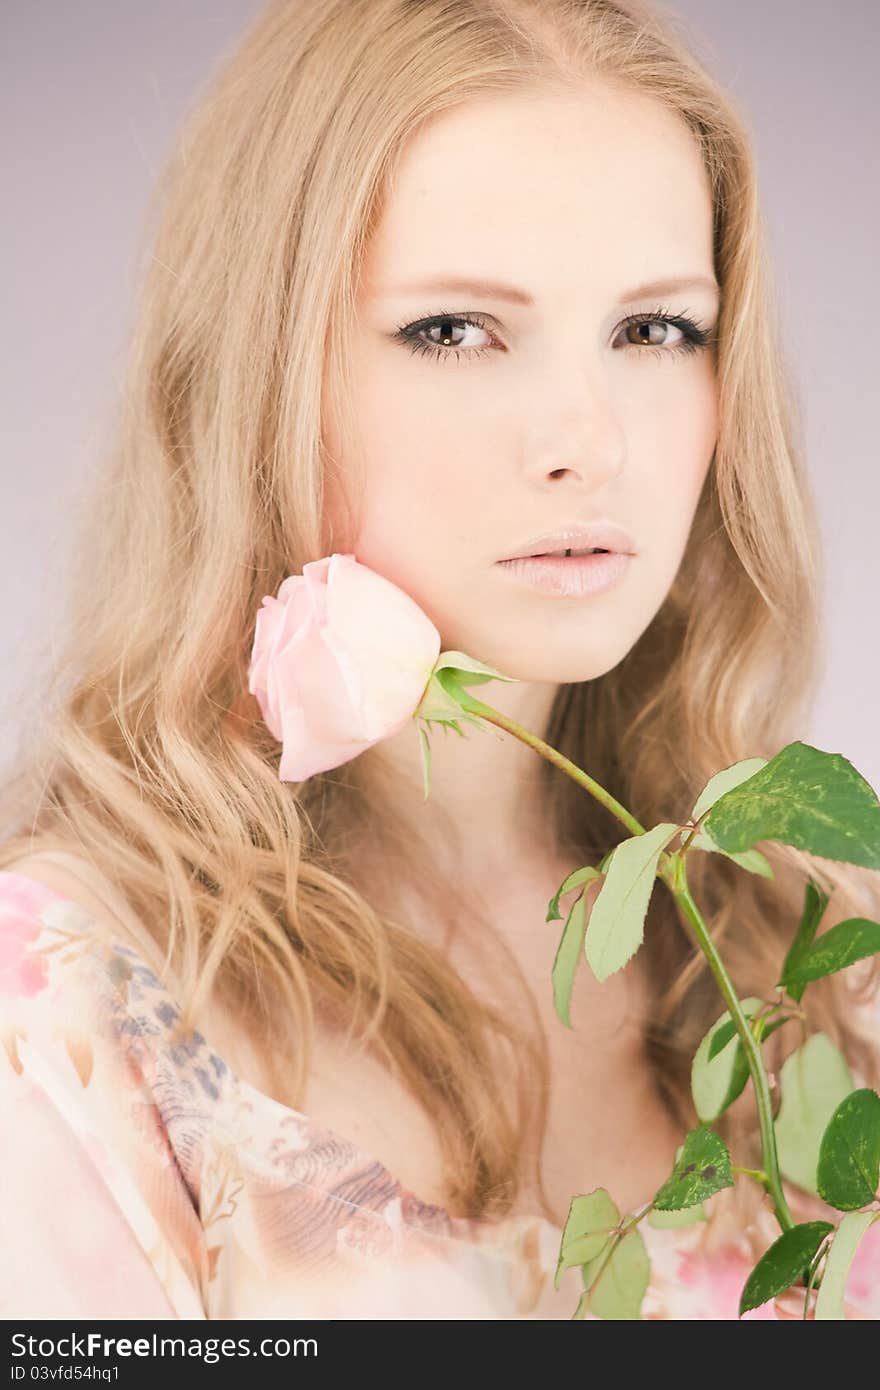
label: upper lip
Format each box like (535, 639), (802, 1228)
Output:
(498, 520), (638, 561)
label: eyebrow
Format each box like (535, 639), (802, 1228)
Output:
(378, 273), (720, 306)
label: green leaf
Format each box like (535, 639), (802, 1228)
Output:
(583, 822), (680, 983)
(690, 827), (776, 879)
(707, 1018), (738, 1060)
(778, 877), (830, 1004)
(817, 1088), (880, 1210)
(546, 864), (601, 922)
(555, 1189), (619, 1290)
(814, 1210), (880, 1319)
(691, 999), (763, 1123)
(738, 1221), (835, 1316)
(703, 740), (880, 870)
(778, 917), (880, 989)
(552, 889), (591, 1029)
(651, 1126), (734, 1211)
(431, 649), (519, 685)
(707, 1012), (788, 1061)
(774, 1033), (854, 1194)
(647, 1203), (707, 1228)
(690, 757), (770, 821)
(413, 673), (485, 728)
(575, 1226), (650, 1320)
(707, 1020), (790, 1105)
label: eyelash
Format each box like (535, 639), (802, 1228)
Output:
(392, 302), (716, 364)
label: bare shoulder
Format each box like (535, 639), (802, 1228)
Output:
(0, 851), (154, 959)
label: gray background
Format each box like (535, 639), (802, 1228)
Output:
(3, 2), (878, 792)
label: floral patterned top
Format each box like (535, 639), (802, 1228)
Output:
(1, 867), (878, 1321)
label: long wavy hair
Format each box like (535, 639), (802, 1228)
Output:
(2, 0), (878, 1248)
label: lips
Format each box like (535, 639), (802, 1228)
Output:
(499, 520), (637, 562)
(496, 549), (632, 597)
(535, 546), (609, 558)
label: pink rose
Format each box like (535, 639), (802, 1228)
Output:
(248, 553), (441, 781)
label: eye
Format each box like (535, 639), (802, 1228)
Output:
(613, 308), (715, 359)
(391, 303), (716, 363)
(619, 318), (685, 349)
(392, 311), (498, 363)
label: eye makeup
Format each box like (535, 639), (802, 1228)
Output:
(391, 301), (717, 364)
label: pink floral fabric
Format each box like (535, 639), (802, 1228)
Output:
(1, 868), (878, 1320)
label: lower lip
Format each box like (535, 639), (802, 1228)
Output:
(495, 551), (633, 597)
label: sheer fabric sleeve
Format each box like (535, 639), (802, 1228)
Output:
(0, 873), (208, 1319)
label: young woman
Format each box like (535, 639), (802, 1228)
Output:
(1, 0), (878, 1320)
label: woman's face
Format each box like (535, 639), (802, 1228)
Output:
(322, 84), (720, 683)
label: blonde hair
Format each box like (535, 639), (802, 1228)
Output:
(2, 0), (878, 1250)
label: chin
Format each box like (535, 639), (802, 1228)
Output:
(442, 630), (632, 686)
(515, 652), (627, 684)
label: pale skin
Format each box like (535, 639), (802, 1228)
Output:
(9, 83), (720, 1265)
(318, 82), (720, 1227)
(324, 81), (720, 887)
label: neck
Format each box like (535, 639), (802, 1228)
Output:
(366, 675), (565, 884)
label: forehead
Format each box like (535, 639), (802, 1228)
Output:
(361, 86), (715, 307)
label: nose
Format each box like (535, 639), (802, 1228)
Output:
(524, 369), (626, 491)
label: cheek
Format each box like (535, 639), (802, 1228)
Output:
(347, 365), (494, 548)
(635, 365), (717, 488)
(626, 372), (717, 561)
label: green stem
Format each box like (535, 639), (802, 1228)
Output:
(444, 681), (796, 1235)
(656, 854), (794, 1232)
(732, 1165), (770, 1184)
(449, 684), (645, 840)
(576, 1205), (653, 1317)
(678, 809), (711, 855)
